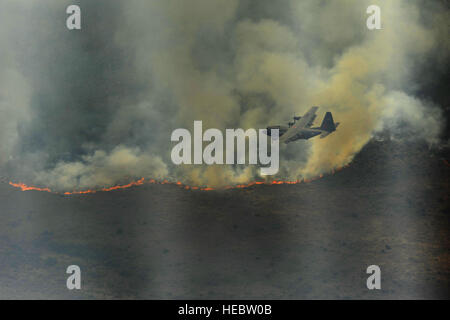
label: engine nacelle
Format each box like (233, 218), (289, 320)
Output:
(266, 125), (288, 137)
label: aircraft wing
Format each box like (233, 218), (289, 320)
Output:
(280, 106), (318, 143)
(295, 106), (318, 128)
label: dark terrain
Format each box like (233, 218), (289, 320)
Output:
(0, 139), (448, 299)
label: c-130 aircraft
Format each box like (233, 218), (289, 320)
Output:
(266, 106), (340, 143)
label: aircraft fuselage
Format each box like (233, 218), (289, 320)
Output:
(266, 107), (339, 143)
(286, 128), (322, 141)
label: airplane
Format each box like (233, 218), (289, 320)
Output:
(265, 106), (339, 143)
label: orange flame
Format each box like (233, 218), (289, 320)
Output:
(62, 178), (146, 195)
(8, 165), (349, 195)
(9, 182), (51, 193)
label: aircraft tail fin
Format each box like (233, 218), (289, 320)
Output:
(320, 112), (337, 132)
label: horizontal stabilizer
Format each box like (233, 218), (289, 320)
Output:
(320, 132), (331, 139)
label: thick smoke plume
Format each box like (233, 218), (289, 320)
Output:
(0, 0), (447, 190)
